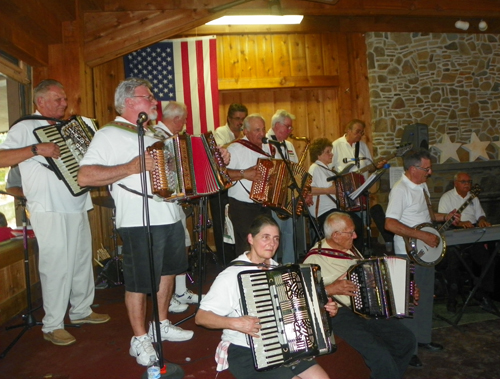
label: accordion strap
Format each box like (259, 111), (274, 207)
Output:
(234, 139), (275, 158)
(228, 260), (278, 269)
(11, 115), (63, 127)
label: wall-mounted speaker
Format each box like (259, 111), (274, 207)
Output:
(401, 123), (429, 150)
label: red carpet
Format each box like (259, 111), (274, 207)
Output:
(0, 260), (369, 379)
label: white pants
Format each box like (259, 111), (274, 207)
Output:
(31, 211), (94, 332)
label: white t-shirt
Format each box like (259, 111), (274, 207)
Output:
(308, 161), (337, 218)
(438, 188), (485, 224)
(226, 137), (272, 203)
(0, 111), (92, 213)
(386, 173), (431, 255)
(213, 124), (236, 146)
(265, 130), (298, 163)
(79, 117), (181, 228)
(199, 252), (279, 347)
(332, 135), (373, 178)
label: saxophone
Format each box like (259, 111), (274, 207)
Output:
(289, 134), (310, 166)
(288, 135), (311, 217)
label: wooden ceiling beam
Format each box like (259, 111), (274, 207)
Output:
(83, 9), (221, 67)
(0, 0), (62, 44)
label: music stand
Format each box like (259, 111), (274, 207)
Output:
(348, 167), (388, 257)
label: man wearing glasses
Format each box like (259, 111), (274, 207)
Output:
(438, 172), (498, 314)
(304, 212), (416, 379)
(264, 109), (305, 264)
(79, 78), (194, 367)
(332, 119), (386, 177)
(385, 148), (460, 368)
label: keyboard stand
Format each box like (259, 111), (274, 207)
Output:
(451, 242), (500, 326)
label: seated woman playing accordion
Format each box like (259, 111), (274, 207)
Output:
(195, 215), (338, 379)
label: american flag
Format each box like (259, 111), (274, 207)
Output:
(123, 36), (219, 135)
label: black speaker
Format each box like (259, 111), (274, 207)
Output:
(401, 123), (429, 150)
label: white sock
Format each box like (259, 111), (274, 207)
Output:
(175, 274), (187, 296)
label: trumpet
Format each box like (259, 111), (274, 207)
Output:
(289, 134), (309, 141)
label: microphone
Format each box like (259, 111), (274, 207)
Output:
(262, 137), (281, 145)
(137, 112), (148, 125)
(343, 157), (367, 164)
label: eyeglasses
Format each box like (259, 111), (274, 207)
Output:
(229, 116), (246, 122)
(456, 180), (473, 185)
(335, 230), (356, 236)
(132, 95), (156, 102)
(279, 122), (293, 131)
(414, 165), (431, 173)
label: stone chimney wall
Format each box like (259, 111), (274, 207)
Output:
(365, 32), (500, 224)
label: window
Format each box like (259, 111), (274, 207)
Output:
(0, 51), (31, 227)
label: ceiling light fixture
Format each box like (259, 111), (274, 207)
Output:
(206, 15), (304, 25)
(455, 20), (470, 31)
(479, 20), (488, 31)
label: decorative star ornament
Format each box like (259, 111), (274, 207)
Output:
(432, 134), (462, 163)
(462, 132), (490, 162)
(491, 140), (500, 157)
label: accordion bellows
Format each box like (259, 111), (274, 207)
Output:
(250, 158), (312, 218)
(238, 264), (335, 371)
(147, 132), (232, 201)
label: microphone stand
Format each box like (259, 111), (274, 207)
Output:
(135, 116), (183, 379)
(269, 140), (322, 260)
(0, 192), (43, 358)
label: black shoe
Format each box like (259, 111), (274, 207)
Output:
(480, 297), (499, 314)
(418, 342), (444, 351)
(409, 355), (423, 368)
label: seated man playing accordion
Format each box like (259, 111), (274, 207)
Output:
(304, 212), (416, 379)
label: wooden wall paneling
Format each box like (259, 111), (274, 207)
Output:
(335, 33), (354, 130)
(92, 57), (124, 127)
(305, 34), (324, 76)
(349, 33), (372, 148)
(255, 35), (274, 78)
(321, 33), (339, 76)
(240, 35), (255, 79)
(222, 35), (242, 80)
(271, 35), (292, 78)
(256, 90), (275, 124)
(288, 34), (307, 77)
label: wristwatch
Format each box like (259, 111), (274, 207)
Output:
(31, 144), (38, 156)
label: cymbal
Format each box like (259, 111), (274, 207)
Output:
(92, 195), (115, 208)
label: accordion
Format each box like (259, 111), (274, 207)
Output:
(336, 172), (366, 212)
(147, 132), (232, 201)
(347, 256), (416, 319)
(238, 264), (335, 371)
(250, 158), (312, 218)
(33, 115), (97, 196)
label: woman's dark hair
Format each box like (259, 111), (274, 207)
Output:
(248, 215), (279, 237)
(309, 138), (332, 162)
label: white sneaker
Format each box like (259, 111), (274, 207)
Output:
(175, 289), (202, 304)
(148, 320), (194, 342)
(129, 335), (158, 366)
(169, 297), (189, 313)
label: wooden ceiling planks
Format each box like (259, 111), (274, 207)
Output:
(3, 0), (500, 68)
(83, 9), (219, 67)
